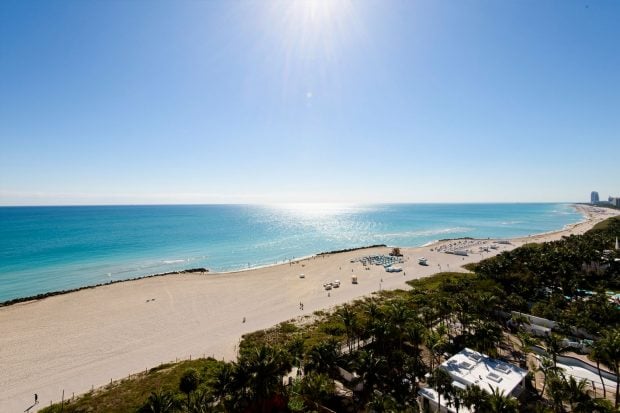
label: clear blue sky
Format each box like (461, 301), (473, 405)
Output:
(1, 0), (618, 205)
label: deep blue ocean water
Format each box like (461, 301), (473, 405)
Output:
(0, 203), (583, 302)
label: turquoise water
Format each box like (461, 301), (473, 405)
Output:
(0, 203), (582, 302)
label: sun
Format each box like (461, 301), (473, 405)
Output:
(259, 0), (359, 60)
(254, 0), (360, 100)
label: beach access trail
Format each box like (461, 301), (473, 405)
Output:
(1, 205), (617, 411)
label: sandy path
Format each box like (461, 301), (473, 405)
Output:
(1, 205), (617, 411)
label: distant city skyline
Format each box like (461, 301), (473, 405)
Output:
(1, 1), (619, 206)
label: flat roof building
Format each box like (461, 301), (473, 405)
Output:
(418, 348), (528, 413)
(591, 191), (600, 204)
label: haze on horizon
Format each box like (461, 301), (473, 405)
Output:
(1, 1), (618, 206)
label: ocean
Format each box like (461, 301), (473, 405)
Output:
(0, 203), (583, 302)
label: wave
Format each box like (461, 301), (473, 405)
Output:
(378, 227), (472, 239)
(162, 259), (186, 264)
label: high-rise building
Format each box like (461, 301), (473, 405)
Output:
(607, 196), (620, 207)
(591, 191), (599, 204)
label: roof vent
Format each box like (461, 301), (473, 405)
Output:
(468, 353), (482, 362)
(487, 372), (503, 383)
(460, 361), (474, 370)
(496, 364), (511, 374)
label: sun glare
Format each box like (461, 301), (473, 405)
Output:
(256, 0), (361, 100)
(267, 202), (367, 217)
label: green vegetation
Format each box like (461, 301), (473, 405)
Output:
(42, 217), (620, 412)
(40, 358), (224, 413)
(474, 217), (620, 333)
(591, 216), (620, 232)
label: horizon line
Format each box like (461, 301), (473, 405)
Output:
(0, 201), (585, 208)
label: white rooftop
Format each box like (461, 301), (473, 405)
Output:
(418, 348), (527, 412)
(439, 348), (527, 395)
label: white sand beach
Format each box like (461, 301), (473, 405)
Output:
(1, 204), (618, 411)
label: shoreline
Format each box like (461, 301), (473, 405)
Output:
(0, 246), (389, 308)
(0, 205), (588, 306)
(1, 204), (618, 411)
(0, 268), (208, 308)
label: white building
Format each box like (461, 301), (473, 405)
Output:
(608, 196), (620, 207)
(418, 348), (527, 413)
(510, 311), (554, 337)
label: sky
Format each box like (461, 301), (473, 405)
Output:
(1, 0), (618, 205)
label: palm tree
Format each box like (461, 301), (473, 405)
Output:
(426, 330), (446, 371)
(591, 337), (609, 399)
(363, 299), (382, 327)
(211, 363), (236, 412)
(544, 333), (570, 369)
(370, 318), (391, 355)
(142, 389), (178, 413)
(510, 312), (529, 332)
(405, 322), (427, 385)
(573, 397), (615, 413)
(446, 387), (463, 413)
(476, 292), (499, 322)
(406, 321), (426, 354)
(461, 384), (489, 412)
(338, 304), (358, 353)
(366, 390), (398, 412)
(187, 389), (215, 413)
(545, 371), (567, 413)
(427, 368), (454, 413)
(179, 368), (200, 411)
(420, 304), (438, 330)
(471, 320), (502, 356)
(354, 349), (388, 402)
(287, 334), (305, 372)
(229, 360), (252, 409)
(516, 331), (536, 367)
(487, 388), (518, 413)
(305, 339), (339, 376)
(299, 372), (335, 411)
(453, 293), (472, 336)
(597, 328), (620, 408)
(241, 344), (292, 412)
(386, 299), (411, 350)
(564, 376), (591, 412)
(537, 355), (559, 397)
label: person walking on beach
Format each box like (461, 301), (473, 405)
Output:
(242, 317), (246, 323)
(34, 394), (38, 404)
